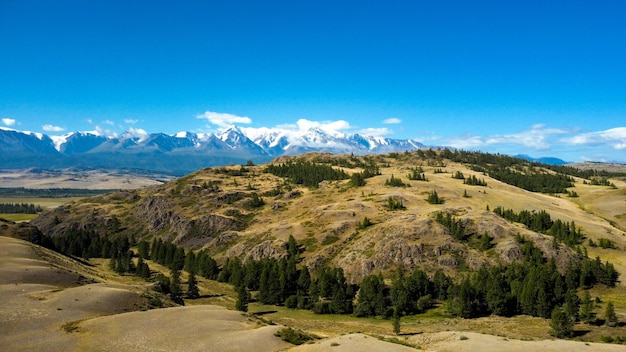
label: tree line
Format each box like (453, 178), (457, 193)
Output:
(0, 202), (43, 214)
(0, 187), (111, 198)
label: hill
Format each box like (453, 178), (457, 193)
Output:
(31, 150), (626, 282)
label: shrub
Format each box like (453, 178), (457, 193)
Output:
(312, 301), (331, 314)
(285, 295), (298, 309)
(274, 327), (315, 345)
(601, 335), (614, 343)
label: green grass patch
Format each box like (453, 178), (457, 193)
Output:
(0, 213), (38, 221)
(300, 236), (318, 252)
(321, 235), (339, 246)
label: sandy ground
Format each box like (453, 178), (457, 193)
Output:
(0, 236), (144, 351)
(409, 331), (626, 352)
(288, 333), (417, 351)
(76, 305), (292, 352)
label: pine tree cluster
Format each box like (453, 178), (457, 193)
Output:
(435, 212), (466, 240)
(407, 167), (428, 181)
(493, 206), (584, 247)
(265, 160), (348, 188)
(385, 175), (409, 187)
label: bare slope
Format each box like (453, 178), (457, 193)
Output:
(0, 236), (147, 351)
(0, 236), (412, 352)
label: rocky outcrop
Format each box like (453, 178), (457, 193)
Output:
(0, 218), (43, 244)
(134, 194), (244, 246)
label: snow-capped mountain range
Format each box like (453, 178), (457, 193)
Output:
(0, 126), (425, 175)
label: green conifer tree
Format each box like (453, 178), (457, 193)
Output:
(236, 285), (249, 312)
(170, 268), (183, 304)
(392, 308), (401, 335)
(550, 307), (574, 338)
(605, 301), (618, 327)
(579, 290), (594, 324)
(186, 271), (200, 299)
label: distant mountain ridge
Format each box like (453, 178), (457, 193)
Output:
(514, 154), (569, 166)
(0, 126), (425, 175)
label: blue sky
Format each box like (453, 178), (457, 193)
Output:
(1, 1), (625, 162)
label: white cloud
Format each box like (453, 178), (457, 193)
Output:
(295, 118), (351, 133)
(446, 135), (488, 149)
(123, 127), (148, 141)
(103, 120), (115, 126)
(2, 118), (16, 126)
(563, 127), (626, 150)
(357, 127), (393, 137)
(124, 119), (139, 124)
(383, 118), (402, 124)
(197, 111), (252, 128)
(446, 125), (567, 151)
(42, 124), (65, 132)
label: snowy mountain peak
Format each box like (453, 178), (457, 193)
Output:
(218, 126), (246, 142)
(1, 126), (427, 170)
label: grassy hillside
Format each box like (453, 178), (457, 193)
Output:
(30, 150), (626, 282)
